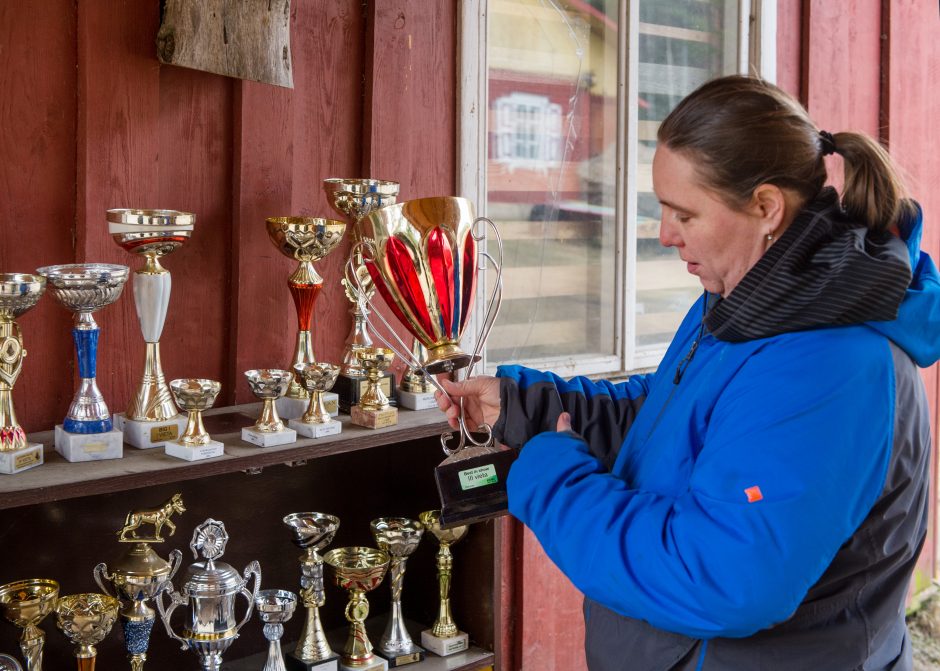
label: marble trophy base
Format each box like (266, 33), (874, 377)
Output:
(397, 389), (437, 411)
(289, 418), (342, 439)
(350, 405), (398, 430)
(335, 373), (397, 414)
(163, 439), (225, 461)
(241, 426), (297, 447)
(339, 656), (387, 671)
(0, 443), (43, 474)
(420, 630), (468, 657)
(286, 651), (340, 671)
(277, 393), (339, 421)
(114, 413), (188, 449)
(54, 426), (123, 462)
(375, 643), (425, 667)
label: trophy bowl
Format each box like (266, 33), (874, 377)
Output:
(244, 369), (292, 400)
(254, 589), (297, 624)
(0, 578), (59, 671)
(0, 275), (46, 318)
(358, 196), (481, 374)
(54, 593), (120, 659)
(265, 217), (347, 264)
(370, 517), (424, 559)
(323, 178), (399, 224)
(35, 264), (128, 313)
(169, 379), (221, 412)
(292, 364), (340, 396)
(107, 209), (194, 258)
(283, 512), (340, 551)
(324, 547), (390, 592)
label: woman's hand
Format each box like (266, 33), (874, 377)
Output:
(435, 376), (501, 431)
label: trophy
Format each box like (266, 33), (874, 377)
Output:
(157, 519), (262, 671)
(265, 216), (346, 420)
(108, 209), (193, 448)
(323, 547), (390, 671)
(417, 511), (469, 656)
(94, 493), (185, 671)
(53, 593), (120, 671)
(242, 369), (297, 447)
(349, 347), (397, 429)
(349, 196), (510, 527)
(282, 512), (340, 671)
(36, 263), (129, 462)
(0, 274), (46, 475)
(323, 178), (400, 412)
(288, 364), (342, 439)
(163, 379), (223, 461)
(369, 518), (425, 666)
(255, 590), (297, 671)
(0, 654), (21, 670)
(0, 578), (59, 671)
(397, 340), (436, 411)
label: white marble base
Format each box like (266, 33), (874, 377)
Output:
(397, 389), (438, 411)
(114, 413), (188, 449)
(289, 418), (342, 439)
(277, 393), (339, 420)
(420, 630), (468, 657)
(339, 656), (387, 671)
(241, 426), (297, 447)
(0, 442), (43, 474)
(286, 650), (339, 671)
(54, 426), (123, 462)
(164, 439), (225, 461)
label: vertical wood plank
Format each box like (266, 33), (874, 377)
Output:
(0, 2), (77, 431)
(775, 0), (802, 98)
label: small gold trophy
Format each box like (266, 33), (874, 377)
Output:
(288, 363), (342, 439)
(0, 578), (60, 671)
(163, 379), (224, 461)
(323, 547), (390, 671)
(53, 593), (120, 671)
(396, 340), (437, 411)
(349, 347), (397, 429)
(418, 510), (469, 656)
(0, 274), (46, 475)
(242, 369), (297, 447)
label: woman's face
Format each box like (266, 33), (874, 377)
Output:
(652, 145), (774, 297)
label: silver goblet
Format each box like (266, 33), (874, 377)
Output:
(254, 589), (297, 671)
(370, 517), (425, 665)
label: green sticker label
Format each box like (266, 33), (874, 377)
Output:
(458, 464), (498, 490)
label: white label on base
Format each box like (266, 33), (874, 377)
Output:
(54, 426), (124, 462)
(115, 413), (188, 449)
(164, 440), (225, 461)
(339, 656), (388, 671)
(398, 389), (439, 411)
(289, 418), (342, 439)
(277, 393), (339, 420)
(241, 426), (298, 447)
(420, 630), (468, 657)
(0, 443), (43, 474)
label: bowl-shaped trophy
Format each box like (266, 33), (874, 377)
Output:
(323, 547), (390, 671)
(0, 578), (59, 671)
(242, 369), (296, 447)
(108, 209), (193, 448)
(350, 196), (511, 527)
(36, 263), (129, 460)
(370, 517), (425, 664)
(0, 274), (46, 474)
(418, 510), (469, 656)
(164, 379), (223, 461)
(53, 593), (120, 671)
(282, 512), (340, 668)
(290, 363), (341, 437)
(350, 347), (397, 429)
(254, 589), (297, 671)
(265, 217), (346, 405)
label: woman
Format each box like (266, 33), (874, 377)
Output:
(437, 76), (940, 670)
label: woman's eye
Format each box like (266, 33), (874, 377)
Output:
(674, 212), (691, 223)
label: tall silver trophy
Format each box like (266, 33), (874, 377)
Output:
(36, 263), (129, 462)
(370, 518), (425, 666)
(108, 209), (193, 448)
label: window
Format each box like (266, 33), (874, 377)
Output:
(459, 0), (774, 376)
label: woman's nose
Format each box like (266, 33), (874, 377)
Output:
(659, 216), (681, 248)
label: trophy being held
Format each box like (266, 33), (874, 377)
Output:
(242, 369), (297, 447)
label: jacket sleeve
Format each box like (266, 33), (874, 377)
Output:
(506, 330), (896, 639)
(493, 365), (653, 470)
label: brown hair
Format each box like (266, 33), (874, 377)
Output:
(657, 75), (913, 232)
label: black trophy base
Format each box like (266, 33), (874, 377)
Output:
(435, 448), (517, 528)
(334, 372), (398, 413)
(286, 650), (340, 671)
(374, 644), (425, 667)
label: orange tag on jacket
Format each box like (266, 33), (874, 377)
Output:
(745, 486), (763, 503)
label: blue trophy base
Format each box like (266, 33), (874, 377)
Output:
(64, 417), (113, 433)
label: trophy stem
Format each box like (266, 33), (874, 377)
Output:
(129, 652), (146, 671)
(342, 589), (373, 663)
(199, 652), (223, 671)
(0, 388), (25, 451)
(127, 342), (178, 422)
(301, 390), (330, 425)
(296, 553), (332, 660)
(76, 656), (96, 671)
(18, 626), (44, 671)
(432, 545), (457, 638)
(65, 313), (113, 433)
(287, 331), (315, 400)
(263, 624), (287, 671)
(121, 611), (155, 671)
(0, 319), (27, 451)
(380, 557), (414, 651)
(340, 300), (372, 377)
(180, 409), (208, 446)
(256, 398), (284, 432)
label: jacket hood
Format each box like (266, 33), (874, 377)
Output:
(703, 188), (940, 366)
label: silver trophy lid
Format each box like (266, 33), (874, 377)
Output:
(181, 520), (246, 598)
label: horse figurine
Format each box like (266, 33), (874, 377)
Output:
(118, 493), (186, 542)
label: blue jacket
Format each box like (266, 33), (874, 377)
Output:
(496, 192), (940, 670)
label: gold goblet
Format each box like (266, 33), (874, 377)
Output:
(0, 579), (60, 671)
(350, 347), (397, 429)
(54, 593), (120, 671)
(418, 510), (469, 655)
(242, 369), (296, 447)
(164, 379), (223, 461)
(323, 547), (390, 671)
(289, 363), (341, 439)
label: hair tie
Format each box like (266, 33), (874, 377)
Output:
(819, 130), (838, 156)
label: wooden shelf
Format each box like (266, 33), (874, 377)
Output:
(0, 404), (451, 510)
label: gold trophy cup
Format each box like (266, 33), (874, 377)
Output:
(288, 363), (342, 439)
(163, 379), (223, 461)
(349, 347), (397, 429)
(242, 369), (297, 447)
(53, 593), (120, 671)
(0, 579), (60, 671)
(418, 510), (469, 656)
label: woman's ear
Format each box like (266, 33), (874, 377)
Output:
(749, 184), (788, 232)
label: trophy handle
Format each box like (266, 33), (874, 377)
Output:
(92, 563), (115, 598)
(166, 548), (183, 581)
(235, 560), (262, 634)
(155, 583), (189, 649)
